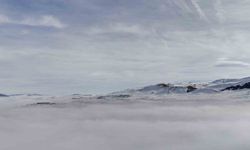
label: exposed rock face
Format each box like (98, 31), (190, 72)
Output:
(222, 82), (250, 91)
(187, 85), (197, 93)
(156, 83), (171, 88)
(33, 102), (56, 105)
(97, 94), (131, 99)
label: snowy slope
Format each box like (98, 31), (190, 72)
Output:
(207, 77), (250, 91)
(110, 77), (250, 96)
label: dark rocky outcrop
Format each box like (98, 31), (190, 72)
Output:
(35, 102), (56, 105)
(0, 94), (8, 97)
(222, 82), (250, 91)
(187, 85), (197, 93)
(97, 94), (131, 99)
(156, 83), (170, 88)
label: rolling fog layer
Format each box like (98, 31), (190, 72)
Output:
(1, 92), (250, 150)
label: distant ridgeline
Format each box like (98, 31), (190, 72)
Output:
(222, 82), (250, 91)
(108, 77), (250, 96)
(2, 77), (250, 98)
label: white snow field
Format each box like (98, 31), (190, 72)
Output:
(1, 91), (250, 150)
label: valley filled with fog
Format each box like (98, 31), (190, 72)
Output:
(1, 91), (250, 150)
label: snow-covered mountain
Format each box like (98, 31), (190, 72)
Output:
(1, 77), (250, 98)
(109, 77), (250, 97)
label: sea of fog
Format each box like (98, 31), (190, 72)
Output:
(1, 92), (250, 150)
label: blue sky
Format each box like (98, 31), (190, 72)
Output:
(1, 0), (250, 95)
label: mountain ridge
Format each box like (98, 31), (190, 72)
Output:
(109, 77), (250, 96)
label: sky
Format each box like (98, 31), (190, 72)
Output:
(1, 0), (250, 95)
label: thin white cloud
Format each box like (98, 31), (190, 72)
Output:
(215, 58), (250, 68)
(86, 23), (149, 36)
(20, 15), (66, 29)
(189, 0), (209, 22)
(0, 14), (66, 29)
(0, 14), (10, 24)
(214, 0), (225, 23)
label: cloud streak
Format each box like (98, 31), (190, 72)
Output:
(0, 14), (65, 29)
(215, 58), (250, 68)
(189, 0), (209, 22)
